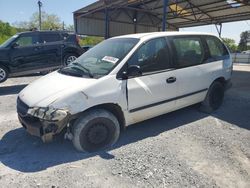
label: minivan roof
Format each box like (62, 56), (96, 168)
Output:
(113, 31), (217, 40)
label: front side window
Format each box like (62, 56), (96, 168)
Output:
(16, 35), (39, 47)
(205, 36), (229, 60)
(128, 37), (171, 73)
(59, 38), (139, 78)
(172, 37), (204, 68)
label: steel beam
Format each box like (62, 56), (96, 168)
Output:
(215, 23), (222, 38)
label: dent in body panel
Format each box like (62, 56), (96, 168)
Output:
(50, 75), (127, 116)
(134, 77), (153, 95)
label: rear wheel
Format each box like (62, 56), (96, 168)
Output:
(0, 66), (8, 83)
(72, 109), (120, 152)
(63, 54), (77, 66)
(200, 81), (224, 113)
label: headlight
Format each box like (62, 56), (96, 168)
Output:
(27, 107), (68, 121)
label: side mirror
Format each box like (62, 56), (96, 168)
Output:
(11, 42), (19, 48)
(122, 65), (142, 79)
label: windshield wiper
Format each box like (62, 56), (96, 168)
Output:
(71, 62), (94, 78)
(59, 67), (85, 77)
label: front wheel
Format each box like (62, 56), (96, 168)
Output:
(0, 66), (8, 83)
(63, 54), (77, 66)
(72, 109), (120, 152)
(200, 81), (224, 113)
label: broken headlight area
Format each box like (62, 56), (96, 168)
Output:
(22, 107), (70, 142)
(27, 107), (68, 121)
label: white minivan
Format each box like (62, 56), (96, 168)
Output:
(17, 32), (232, 152)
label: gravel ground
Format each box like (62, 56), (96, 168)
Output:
(0, 65), (249, 188)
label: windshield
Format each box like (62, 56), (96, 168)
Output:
(59, 38), (139, 78)
(0, 34), (19, 48)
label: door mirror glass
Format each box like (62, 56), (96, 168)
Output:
(11, 42), (19, 48)
(123, 65), (142, 79)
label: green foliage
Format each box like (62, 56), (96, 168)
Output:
(0, 20), (18, 44)
(238, 31), (250, 51)
(65, 24), (74, 32)
(15, 12), (62, 30)
(222, 38), (238, 52)
(79, 36), (104, 46)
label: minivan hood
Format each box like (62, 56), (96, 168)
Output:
(19, 71), (97, 107)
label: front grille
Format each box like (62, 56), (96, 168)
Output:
(18, 115), (41, 126)
(18, 114), (43, 136)
(17, 97), (29, 116)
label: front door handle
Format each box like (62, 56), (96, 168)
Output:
(166, 77), (176, 83)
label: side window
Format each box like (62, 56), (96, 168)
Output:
(16, 35), (39, 47)
(128, 37), (171, 73)
(172, 37), (204, 68)
(205, 36), (229, 60)
(41, 34), (61, 43)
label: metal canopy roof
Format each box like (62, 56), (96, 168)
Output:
(74, 0), (250, 37)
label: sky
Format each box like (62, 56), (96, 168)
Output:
(0, 0), (250, 43)
(0, 0), (93, 25)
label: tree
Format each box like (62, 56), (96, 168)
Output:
(15, 11), (62, 30)
(238, 31), (250, 51)
(65, 24), (74, 32)
(0, 20), (18, 44)
(222, 38), (238, 52)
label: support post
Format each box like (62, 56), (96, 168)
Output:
(162, 0), (168, 31)
(219, 23), (222, 38)
(215, 23), (222, 38)
(74, 15), (78, 33)
(105, 8), (109, 39)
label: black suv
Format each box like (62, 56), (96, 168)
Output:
(0, 31), (83, 83)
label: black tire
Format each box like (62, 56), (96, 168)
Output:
(0, 65), (8, 83)
(200, 81), (224, 113)
(72, 109), (120, 152)
(63, 53), (78, 66)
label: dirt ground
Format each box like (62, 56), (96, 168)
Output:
(0, 65), (249, 188)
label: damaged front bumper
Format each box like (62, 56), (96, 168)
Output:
(17, 97), (70, 142)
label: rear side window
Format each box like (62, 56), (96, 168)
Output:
(40, 33), (62, 43)
(172, 37), (204, 68)
(205, 36), (229, 60)
(128, 37), (171, 73)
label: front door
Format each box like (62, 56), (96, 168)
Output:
(9, 33), (45, 74)
(126, 37), (177, 124)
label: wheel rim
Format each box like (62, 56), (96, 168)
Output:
(0, 68), (6, 81)
(87, 124), (109, 145)
(66, 56), (77, 65)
